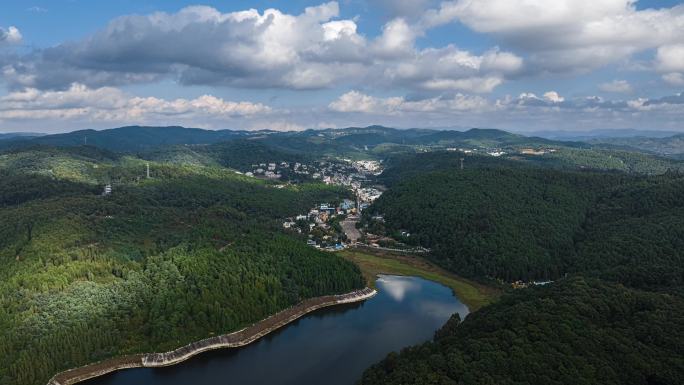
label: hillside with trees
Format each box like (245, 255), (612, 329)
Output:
(367, 152), (684, 288)
(0, 146), (363, 385)
(4, 126), (682, 174)
(360, 277), (684, 385)
(360, 151), (684, 384)
(3, 128), (684, 385)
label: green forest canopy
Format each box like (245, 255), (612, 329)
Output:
(360, 277), (684, 385)
(367, 153), (684, 290)
(361, 151), (684, 385)
(0, 147), (363, 385)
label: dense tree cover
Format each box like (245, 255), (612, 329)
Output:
(537, 148), (684, 175)
(379, 150), (683, 190)
(377, 152), (525, 187)
(145, 140), (311, 173)
(368, 152), (684, 287)
(368, 166), (625, 281)
(571, 176), (684, 291)
(360, 277), (684, 385)
(0, 146), (121, 184)
(361, 152), (684, 385)
(590, 133), (684, 158)
(6, 126), (682, 174)
(0, 126), (246, 152)
(0, 171), (99, 207)
(0, 149), (363, 385)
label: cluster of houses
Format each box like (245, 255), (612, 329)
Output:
(357, 187), (382, 205)
(243, 158), (385, 187)
(245, 162), (286, 179)
(283, 199), (358, 250)
(511, 280), (553, 289)
(519, 148), (558, 156)
(447, 147), (508, 157)
(445, 146), (559, 158)
(264, 157), (387, 250)
(353, 160), (383, 175)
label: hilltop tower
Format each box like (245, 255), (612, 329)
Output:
(460, 158), (464, 170)
(146, 163), (150, 179)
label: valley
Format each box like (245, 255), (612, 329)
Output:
(0, 125), (682, 385)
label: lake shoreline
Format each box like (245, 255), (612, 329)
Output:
(47, 287), (377, 385)
(340, 249), (499, 311)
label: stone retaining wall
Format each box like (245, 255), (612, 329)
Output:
(46, 288), (376, 385)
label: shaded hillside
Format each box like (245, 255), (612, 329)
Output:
(367, 152), (684, 288)
(590, 134), (684, 158)
(406, 128), (567, 148)
(0, 126), (248, 152)
(571, 176), (684, 290)
(0, 132), (44, 141)
(360, 277), (684, 385)
(368, 167), (624, 281)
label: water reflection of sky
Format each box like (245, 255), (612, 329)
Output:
(84, 275), (469, 385)
(377, 275), (421, 302)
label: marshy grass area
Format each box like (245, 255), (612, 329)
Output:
(340, 249), (499, 311)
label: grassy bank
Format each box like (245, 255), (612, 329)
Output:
(340, 249), (499, 311)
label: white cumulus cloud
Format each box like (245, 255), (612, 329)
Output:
(656, 44), (684, 86)
(0, 83), (271, 123)
(0, 3), (521, 94)
(420, 0), (684, 73)
(0, 26), (22, 45)
(329, 90), (491, 114)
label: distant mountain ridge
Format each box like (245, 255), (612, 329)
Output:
(1, 125), (549, 154)
(588, 133), (684, 159)
(0, 132), (44, 141)
(532, 128), (682, 140)
(0, 126), (253, 152)
(3, 125), (680, 159)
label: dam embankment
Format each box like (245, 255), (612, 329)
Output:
(47, 287), (376, 385)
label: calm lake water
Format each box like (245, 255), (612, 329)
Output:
(84, 275), (468, 385)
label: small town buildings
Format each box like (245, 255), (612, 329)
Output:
(521, 148), (547, 155)
(340, 199), (355, 210)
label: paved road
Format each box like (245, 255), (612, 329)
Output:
(341, 218), (361, 244)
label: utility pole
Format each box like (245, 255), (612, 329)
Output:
(460, 158), (464, 170)
(84, 136), (87, 145)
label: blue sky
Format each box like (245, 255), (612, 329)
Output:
(0, 0), (683, 133)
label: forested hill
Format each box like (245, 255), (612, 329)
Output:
(0, 126), (249, 152)
(4, 125), (683, 174)
(589, 133), (684, 159)
(144, 139), (311, 172)
(360, 277), (684, 385)
(366, 152), (684, 291)
(361, 150), (684, 385)
(0, 146), (363, 385)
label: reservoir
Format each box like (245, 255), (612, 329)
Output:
(84, 275), (468, 385)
